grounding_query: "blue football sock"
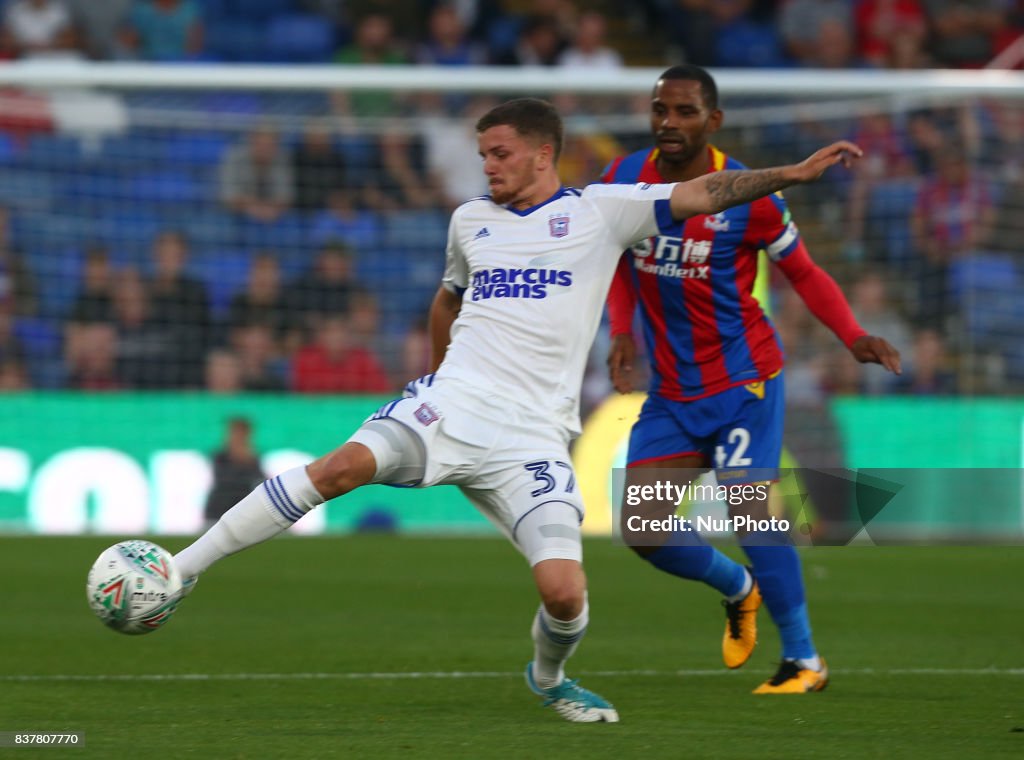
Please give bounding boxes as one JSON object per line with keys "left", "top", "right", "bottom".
{"left": 646, "top": 531, "right": 748, "bottom": 597}
{"left": 741, "top": 532, "right": 815, "bottom": 660}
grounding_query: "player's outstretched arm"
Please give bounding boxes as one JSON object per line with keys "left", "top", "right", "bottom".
{"left": 669, "top": 141, "right": 863, "bottom": 220}
{"left": 428, "top": 285, "right": 463, "bottom": 372}
{"left": 850, "top": 335, "right": 902, "bottom": 374}
{"left": 776, "top": 244, "right": 903, "bottom": 375}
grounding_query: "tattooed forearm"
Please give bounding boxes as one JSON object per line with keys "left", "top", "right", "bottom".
{"left": 703, "top": 168, "right": 795, "bottom": 212}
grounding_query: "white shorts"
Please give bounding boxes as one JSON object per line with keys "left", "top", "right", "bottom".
{"left": 347, "top": 375, "right": 584, "bottom": 566}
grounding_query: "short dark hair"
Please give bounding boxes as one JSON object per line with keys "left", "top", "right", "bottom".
{"left": 655, "top": 65, "right": 719, "bottom": 111}
{"left": 475, "top": 97, "right": 564, "bottom": 162}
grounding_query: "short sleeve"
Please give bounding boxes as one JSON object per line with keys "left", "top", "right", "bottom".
{"left": 441, "top": 210, "right": 468, "bottom": 295}
{"left": 582, "top": 182, "right": 677, "bottom": 249}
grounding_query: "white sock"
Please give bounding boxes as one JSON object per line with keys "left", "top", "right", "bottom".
{"left": 725, "top": 568, "right": 753, "bottom": 603}
{"left": 530, "top": 599, "right": 589, "bottom": 689}
{"left": 796, "top": 655, "right": 822, "bottom": 672}
{"left": 175, "top": 467, "right": 323, "bottom": 578}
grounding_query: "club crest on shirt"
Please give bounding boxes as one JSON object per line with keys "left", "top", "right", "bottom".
{"left": 704, "top": 211, "right": 730, "bottom": 232}
{"left": 548, "top": 213, "right": 570, "bottom": 238}
{"left": 413, "top": 402, "right": 440, "bottom": 426}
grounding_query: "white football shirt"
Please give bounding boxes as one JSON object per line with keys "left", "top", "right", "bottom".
{"left": 438, "top": 182, "right": 677, "bottom": 435}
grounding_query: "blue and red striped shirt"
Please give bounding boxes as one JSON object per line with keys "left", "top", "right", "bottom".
{"left": 603, "top": 146, "right": 806, "bottom": 401}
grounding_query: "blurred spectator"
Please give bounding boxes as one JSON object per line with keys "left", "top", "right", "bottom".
{"left": 853, "top": 110, "right": 915, "bottom": 174}
{"left": 204, "top": 417, "right": 266, "bottom": 523}
{"left": 0, "top": 296, "right": 27, "bottom": 382}
{"left": 662, "top": 0, "right": 746, "bottom": 67}
{"left": 415, "top": 3, "right": 486, "bottom": 65}
{"left": 348, "top": 289, "right": 406, "bottom": 378}
{"left": 65, "top": 246, "right": 114, "bottom": 371}
{"left": 821, "top": 346, "right": 866, "bottom": 396}
{"left": 348, "top": 290, "right": 383, "bottom": 348}
{"left": 558, "top": 130, "right": 624, "bottom": 188}
{"left": 204, "top": 348, "right": 243, "bottom": 393}
{"left": 65, "top": 322, "right": 121, "bottom": 390}
{"left": 334, "top": 12, "right": 405, "bottom": 64}
{"left": 225, "top": 252, "right": 288, "bottom": 337}
{"left": 111, "top": 267, "right": 172, "bottom": 388}
{"left": 981, "top": 100, "right": 1024, "bottom": 186}
{"left": 291, "top": 314, "right": 392, "bottom": 393}
{"left": 364, "top": 129, "right": 445, "bottom": 211}
{"left": 400, "top": 315, "right": 431, "bottom": 381}
{"left": 1, "top": 0, "right": 80, "bottom": 59}
{"left": 345, "top": 0, "right": 419, "bottom": 25}
{"left": 923, "top": 0, "right": 1006, "bottom": 67}
{"left": 230, "top": 323, "right": 287, "bottom": 391}
{"left": 893, "top": 327, "right": 957, "bottom": 393}
{"left": 67, "top": 246, "right": 114, "bottom": 324}
{"left": 0, "top": 207, "right": 37, "bottom": 317}
{"left": 421, "top": 94, "right": 492, "bottom": 207}
{"left": 309, "top": 189, "right": 383, "bottom": 248}
{"left": 529, "top": 0, "right": 578, "bottom": 43}
{"left": 990, "top": 177, "right": 1024, "bottom": 253}
{"left": 911, "top": 141, "right": 995, "bottom": 327}
{"left": 284, "top": 242, "right": 365, "bottom": 347}
{"left": 120, "top": 0, "right": 203, "bottom": 62}
{"left": 906, "top": 109, "right": 946, "bottom": 174}
{"left": 663, "top": 0, "right": 781, "bottom": 68}
{"left": 218, "top": 127, "right": 295, "bottom": 223}
{"left": 332, "top": 14, "right": 407, "bottom": 119}
{"left": 421, "top": 0, "right": 505, "bottom": 45}
{"left": 844, "top": 112, "right": 915, "bottom": 255}
{"left": 849, "top": 272, "right": 913, "bottom": 393}
{"left": 557, "top": 11, "right": 622, "bottom": 69}
{"left": 887, "top": 21, "right": 934, "bottom": 67}
{"left": 772, "top": 286, "right": 837, "bottom": 404}
{"left": 148, "top": 230, "right": 211, "bottom": 387}
{"left": 65, "top": 0, "right": 132, "bottom": 59}
{"left": 293, "top": 119, "right": 348, "bottom": 212}
{"left": 802, "top": 18, "right": 864, "bottom": 68}
{"left": 493, "top": 15, "right": 563, "bottom": 66}
{"left": 0, "top": 356, "right": 28, "bottom": 390}
{"left": 778, "top": 0, "right": 852, "bottom": 63}
{"left": 855, "top": 0, "right": 928, "bottom": 67}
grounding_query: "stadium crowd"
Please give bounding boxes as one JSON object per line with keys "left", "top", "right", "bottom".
{"left": 1, "top": 0, "right": 1022, "bottom": 70}
{"left": 0, "top": 0, "right": 1021, "bottom": 403}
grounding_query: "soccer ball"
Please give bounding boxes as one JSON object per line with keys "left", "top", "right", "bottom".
{"left": 86, "top": 540, "right": 182, "bottom": 635}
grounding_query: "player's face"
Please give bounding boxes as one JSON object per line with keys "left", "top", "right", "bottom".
{"left": 478, "top": 125, "right": 549, "bottom": 208}
{"left": 650, "top": 79, "right": 722, "bottom": 168}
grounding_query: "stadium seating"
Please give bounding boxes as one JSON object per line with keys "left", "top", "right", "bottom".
{"left": 225, "top": 0, "right": 294, "bottom": 21}
{"left": 187, "top": 249, "right": 254, "bottom": 317}
{"left": 950, "top": 254, "right": 1023, "bottom": 381}
{"left": 162, "top": 133, "right": 232, "bottom": 167}
{"left": 866, "top": 178, "right": 920, "bottom": 268}
{"left": 266, "top": 14, "right": 335, "bottom": 63}
{"left": 715, "top": 21, "right": 788, "bottom": 68}
{"left": 205, "top": 20, "right": 269, "bottom": 62}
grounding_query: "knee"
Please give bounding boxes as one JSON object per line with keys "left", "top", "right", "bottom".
{"left": 540, "top": 582, "right": 585, "bottom": 620}
{"left": 306, "top": 443, "right": 375, "bottom": 500}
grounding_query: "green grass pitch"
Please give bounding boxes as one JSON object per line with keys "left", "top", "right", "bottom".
{"left": 1, "top": 536, "right": 1022, "bottom": 759}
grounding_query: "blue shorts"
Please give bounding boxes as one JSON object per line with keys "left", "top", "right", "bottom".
{"left": 627, "top": 372, "right": 784, "bottom": 484}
